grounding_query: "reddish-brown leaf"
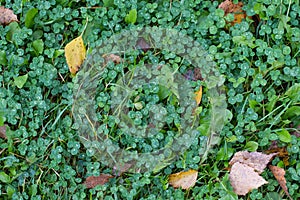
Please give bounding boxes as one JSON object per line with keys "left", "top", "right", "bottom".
{"left": 0, "top": 6, "right": 19, "bottom": 25}
{"left": 83, "top": 174, "right": 114, "bottom": 189}
{"left": 266, "top": 146, "right": 290, "bottom": 166}
{"left": 136, "top": 37, "right": 151, "bottom": 52}
{"left": 169, "top": 169, "right": 198, "bottom": 190}
{"left": 218, "top": 0, "right": 248, "bottom": 25}
{"left": 0, "top": 125, "right": 7, "bottom": 139}
{"left": 269, "top": 165, "right": 292, "bottom": 200}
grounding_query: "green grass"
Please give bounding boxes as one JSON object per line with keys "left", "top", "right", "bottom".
{"left": 0, "top": 0, "right": 299, "bottom": 199}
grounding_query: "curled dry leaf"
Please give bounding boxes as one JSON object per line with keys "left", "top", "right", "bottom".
{"left": 64, "top": 35, "right": 86, "bottom": 74}
{"left": 0, "top": 125, "right": 7, "bottom": 139}
{"left": 229, "top": 151, "right": 278, "bottom": 174}
{"left": 83, "top": 174, "right": 114, "bottom": 189}
{"left": 218, "top": 0, "right": 247, "bottom": 25}
{"left": 230, "top": 162, "right": 268, "bottom": 195}
{"left": 103, "top": 54, "right": 122, "bottom": 64}
{"left": 0, "top": 6, "right": 19, "bottom": 26}
{"left": 266, "top": 146, "right": 290, "bottom": 166}
{"left": 169, "top": 169, "right": 198, "bottom": 190}
{"left": 269, "top": 165, "right": 292, "bottom": 200}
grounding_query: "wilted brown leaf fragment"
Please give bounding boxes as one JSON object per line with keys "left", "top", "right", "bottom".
{"left": 230, "top": 162, "right": 268, "bottom": 195}
{"left": 218, "top": 0, "right": 247, "bottom": 25}
{"left": 0, "top": 125, "right": 7, "bottom": 139}
{"left": 269, "top": 165, "right": 292, "bottom": 199}
{"left": 103, "top": 54, "right": 122, "bottom": 64}
{"left": 84, "top": 174, "right": 113, "bottom": 189}
{"left": 0, "top": 6, "right": 19, "bottom": 25}
{"left": 266, "top": 146, "right": 290, "bottom": 166}
{"left": 169, "top": 169, "right": 198, "bottom": 190}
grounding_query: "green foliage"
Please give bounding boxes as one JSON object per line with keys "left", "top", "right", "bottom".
{"left": 0, "top": 172, "right": 11, "bottom": 183}
{"left": 13, "top": 74, "right": 28, "bottom": 88}
{"left": 244, "top": 141, "right": 259, "bottom": 152}
{"left": 125, "top": 9, "right": 137, "bottom": 24}
{"left": 32, "top": 39, "right": 44, "bottom": 55}
{"left": 276, "top": 129, "right": 292, "bottom": 143}
{"left": 0, "top": 51, "right": 7, "bottom": 66}
{"left": 25, "top": 8, "right": 38, "bottom": 28}
{"left": 0, "top": 0, "right": 299, "bottom": 199}
{"left": 103, "top": 0, "right": 114, "bottom": 7}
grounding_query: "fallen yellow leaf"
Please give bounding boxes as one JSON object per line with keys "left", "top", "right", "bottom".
{"left": 168, "top": 169, "right": 198, "bottom": 190}
{"left": 64, "top": 35, "right": 86, "bottom": 74}
{"left": 195, "top": 86, "right": 203, "bottom": 105}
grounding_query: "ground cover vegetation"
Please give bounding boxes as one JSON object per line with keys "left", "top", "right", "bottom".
{"left": 0, "top": 0, "right": 299, "bottom": 199}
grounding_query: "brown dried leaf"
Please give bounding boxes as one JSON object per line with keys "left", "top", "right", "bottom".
{"left": 218, "top": 0, "right": 233, "bottom": 14}
{"left": 169, "top": 169, "right": 198, "bottom": 190}
{"left": 103, "top": 54, "right": 122, "bottom": 64}
{"left": 218, "top": 0, "right": 247, "bottom": 25}
{"left": 0, "top": 6, "right": 19, "bottom": 25}
{"left": 193, "top": 68, "right": 203, "bottom": 81}
{"left": 113, "top": 162, "right": 133, "bottom": 176}
{"left": 0, "top": 125, "right": 7, "bottom": 139}
{"left": 83, "top": 174, "right": 114, "bottom": 189}
{"left": 229, "top": 151, "right": 278, "bottom": 174}
{"left": 136, "top": 37, "right": 152, "bottom": 52}
{"left": 266, "top": 146, "right": 288, "bottom": 157}
{"left": 229, "top": 162, "right": 268, "bottom": 195}
{"left": 266, "top": 147, "right": 289, "bottom": 166}
{"left": 219, "top": 0, "right": 244, "bottom": 14}
{"left": 269, "top": 165, "right": 292, "bottom": 199}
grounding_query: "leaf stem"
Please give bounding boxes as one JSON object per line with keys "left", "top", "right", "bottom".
{"left": 80, "top": 17, "right": 89, "bottom": 37}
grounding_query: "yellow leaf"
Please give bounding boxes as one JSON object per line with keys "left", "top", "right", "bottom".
{"left": 168, "top": 169, "right": 198, "bottom": 190}
{"left": 194, "top": 86, "right": 203, "bottom": 105}
{"left": 64, "top": 35, "right": 86, "bottom": 74}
